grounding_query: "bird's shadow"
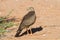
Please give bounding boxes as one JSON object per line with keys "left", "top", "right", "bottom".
{"left": 19, "top": 26, "right": 43, "bottom": 37}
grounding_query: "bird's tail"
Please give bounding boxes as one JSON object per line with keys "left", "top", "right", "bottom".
{"left": 15, "top": 28, "right": 22, "bottom": 37}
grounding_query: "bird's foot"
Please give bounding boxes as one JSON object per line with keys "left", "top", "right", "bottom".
{"left": 30, "top": 33, "right": 33, "bottom": 36}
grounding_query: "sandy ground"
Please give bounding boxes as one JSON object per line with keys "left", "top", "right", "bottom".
{"left": 0, "top": 0, "right": 60, "bottom": 40}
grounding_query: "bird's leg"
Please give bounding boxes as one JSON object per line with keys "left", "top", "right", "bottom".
{"left": 26, "top": 28, "right": 29, "bottom": 34}
{"left": 30, "top": 28, "right": 32, "bottom": 35}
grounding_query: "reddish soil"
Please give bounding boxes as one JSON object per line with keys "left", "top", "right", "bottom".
{"left": 0, "top": 0, "right": 60, "bottom": 40}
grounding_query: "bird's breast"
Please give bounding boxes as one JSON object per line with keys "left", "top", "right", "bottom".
{"left": 23, "top": 15, "right": 36, "bottom": 25}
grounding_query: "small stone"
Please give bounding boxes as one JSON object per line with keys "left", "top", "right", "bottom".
{"left": 42, "top": 34, "right": 46, "bottom": 37}
{"left": 0, "top": 12, "right": 2, "bottom": 15}
{"left": 16, "top": 0, "right": 18, "bottom": 1}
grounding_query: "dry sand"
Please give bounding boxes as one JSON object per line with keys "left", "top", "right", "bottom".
{"left": 0, "top": 0, "right": 60, "bottom": 40}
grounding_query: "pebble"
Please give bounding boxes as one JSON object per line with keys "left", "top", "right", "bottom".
{"left": 0, "top": 12, "right": 2, "bottom": 15}
{"left": 42, "top": 34, "right": 46, "bottom": 37}
{"left": 16, "top": 0, "right": 18, "bottom": 1}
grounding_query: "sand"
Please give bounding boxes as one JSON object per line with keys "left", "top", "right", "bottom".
{"left": 0, "top": 0, "right": 60, "bottom": 40}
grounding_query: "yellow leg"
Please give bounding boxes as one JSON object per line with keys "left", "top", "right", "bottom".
{"left": 26, "top": 28, "right": 29, "bottom": 34}
{"left": 30, "top": 28, "right": 32, "bottom": 35}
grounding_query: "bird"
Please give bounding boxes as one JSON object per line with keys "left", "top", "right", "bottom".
{"left": 15, "top": 7, "right": 36, "bottom": 37}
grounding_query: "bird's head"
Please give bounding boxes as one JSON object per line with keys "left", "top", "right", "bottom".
{"left": 27, "top": 7, "right": 35, "bottom": 11}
